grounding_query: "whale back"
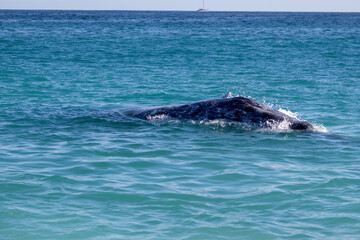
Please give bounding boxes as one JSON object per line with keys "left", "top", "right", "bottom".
{"left": 133, "top": 97, "right": 314, "bottom": 131}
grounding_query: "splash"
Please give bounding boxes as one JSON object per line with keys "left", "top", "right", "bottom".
{"left": 311, "top": 123, "right": 329, "bottom": 133}
{"left": 277, "top": 108, "right": 328, "bottom": 133}
{"left": 278, "top": 108, "right": 299, "bottom": 119}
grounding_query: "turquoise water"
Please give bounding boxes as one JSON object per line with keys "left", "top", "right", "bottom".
{"left": 1, "top": 10, "right": 360, "bottom": 239}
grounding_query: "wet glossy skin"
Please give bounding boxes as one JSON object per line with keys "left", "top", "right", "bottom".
{"left": 133, "top": 97, "right": 314, "bottom": 131}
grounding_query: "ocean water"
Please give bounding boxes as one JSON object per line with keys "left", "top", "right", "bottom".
{"left": 0, "top": 10, "right": 360, "bottom": 239}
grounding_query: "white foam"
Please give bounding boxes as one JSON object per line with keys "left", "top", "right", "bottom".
{"left": 278, "top": 108, "right": 299, "bottom": 119}
{"left": 312, "top": 123, "right": 329, "bottom": 133}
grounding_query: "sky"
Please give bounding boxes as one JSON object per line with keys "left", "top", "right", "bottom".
{"left": 1, "top": 0, "right": 360, "bottom": 12}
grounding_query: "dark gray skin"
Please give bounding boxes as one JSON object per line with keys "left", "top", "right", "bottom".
{"left": 132, "top": 96, "right": 314, "bottom": 131}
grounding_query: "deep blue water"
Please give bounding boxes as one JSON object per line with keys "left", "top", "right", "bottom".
{"left": 0, "top": 10, "right": 360, "bottom": 239}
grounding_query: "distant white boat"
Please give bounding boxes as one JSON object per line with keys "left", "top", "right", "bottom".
{"left": 197, "top": 0, "right": 209, "bottom": 12}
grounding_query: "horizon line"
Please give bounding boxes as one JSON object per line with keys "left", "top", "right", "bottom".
{"left": 1, "top": 8, "right": 360, "bottom": 13}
